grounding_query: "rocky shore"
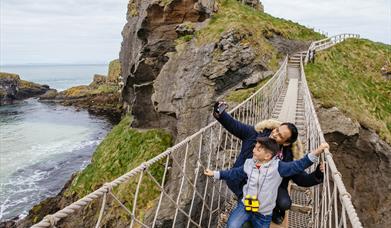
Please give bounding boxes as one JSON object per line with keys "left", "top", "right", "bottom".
{"left": 0, "top": 72, "right": 50, "bottom": 105}
{"left": 39, "top": 59, "right": 123, "bottom": 119}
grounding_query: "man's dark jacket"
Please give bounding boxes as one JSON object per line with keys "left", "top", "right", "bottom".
{"left": 215, "top": 111, "right": 323, "bottom": 198}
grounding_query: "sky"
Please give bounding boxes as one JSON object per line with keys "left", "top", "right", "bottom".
{"left": 0, "top": 0, "right": 390, "bottom": 66}
{"left": 262, "top": 0, "right": 391, "bottom": 44}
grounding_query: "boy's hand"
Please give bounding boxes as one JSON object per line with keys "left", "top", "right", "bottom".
{"left": 314, "top": 142, "right": 329, "bottom": 156}
{"left": 319, "top": 143, "right": 329, "bottom": 151}
{"left": 204, "top": 169, "right": 214, "bottom": 177}
{"left": 319, "top": 162, "right": 325, "bottom": 173}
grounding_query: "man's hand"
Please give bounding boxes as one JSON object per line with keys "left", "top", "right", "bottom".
{"left": 204, "top": 168, "right": 214, "bottom": 177}
{"left": 313, "top": 142, "right": 329, "bottom": 156}
{"left": 213, "top": 101, "right": 227, "bottom": 118}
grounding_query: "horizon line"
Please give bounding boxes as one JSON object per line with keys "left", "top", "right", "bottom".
{"left": 0, "top": 63, "right": 109, "bottom": 67}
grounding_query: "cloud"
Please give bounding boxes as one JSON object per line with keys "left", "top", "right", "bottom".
{"left": 1, "top": 0, "right": 389, "bottom": 65}
{"left": 262, "top": 0, "right": 390, "bottom": 44}
{"left": 1, "top": 0, "right": 128, "bottom": 65}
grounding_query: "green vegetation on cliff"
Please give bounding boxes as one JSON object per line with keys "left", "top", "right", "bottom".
{"left": 305, "top": 39, "right": 391, "bottom": 143}
{"left": 63, "top": 84, "right": 118, "bottom": 97}
{"left": 196, "top": 0, "right": 324, "bottom": 71}
{"left": 67, "top": 116, "right": 172, "bottom": 195}
{"left": 197, "top": 0, "right": 323, "bottom": 44}
{"left": 66, "top": 116, "right": 173, "bottom": 216}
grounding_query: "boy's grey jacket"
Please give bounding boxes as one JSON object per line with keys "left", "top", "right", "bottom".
{"left": 213, "top": 153, "right": 318, "bottom": 215}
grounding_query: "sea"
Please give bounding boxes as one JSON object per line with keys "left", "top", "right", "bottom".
{"left": 0, "top": 64, "right": 114, "bottom": 221}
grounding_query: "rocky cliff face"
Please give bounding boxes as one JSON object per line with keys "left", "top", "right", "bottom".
{"left": 119, "top": 0, "right": 311, "bottom": 225}
{"left": 0, "top": 72, "right": 50, "bottom": 105}
{"left": 120, "top": 0, "right": 214, "bottom": 134}
{"left": 317, "top": 106, "right": 391, "bottom": 228}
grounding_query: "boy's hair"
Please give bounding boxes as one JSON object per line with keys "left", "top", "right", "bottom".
{"left": 256, "top": 137, "right": 280, "bottom": 157}
{"left": 281, "top": 122, "right": 298, "bottom": 144}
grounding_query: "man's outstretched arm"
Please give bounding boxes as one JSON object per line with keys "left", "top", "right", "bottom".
{"left": 213, "top": 102, "right": 257, "bottom": 140}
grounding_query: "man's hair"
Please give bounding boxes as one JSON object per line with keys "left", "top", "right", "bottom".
{"left": 281, "top": 122, "right": 298, "bottom": 144}
{"left": 256, "top": 137, "right": 280, "bottom": 157}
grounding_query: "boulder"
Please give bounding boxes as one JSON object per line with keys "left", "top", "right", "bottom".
{"left": 39, "top": 89, "right": 58, "bottom": 100}
{"left": 107, "top": 59, "right": 121, "bottom": 83}
{"left": 175, "top": 22, "right": 196, "bottom": 36}
{"left": 241, "top": 70, "right": 273, "bottom": 88}
{"left": 89, "top": 74, "right": 107, "bottom": 87}
{"left": 0, "top": 73, "right": 19, "bottom": 105}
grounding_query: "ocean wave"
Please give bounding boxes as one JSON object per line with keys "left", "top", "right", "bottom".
{"left": 0, "top": 138, "right": 106, "bottom": 221}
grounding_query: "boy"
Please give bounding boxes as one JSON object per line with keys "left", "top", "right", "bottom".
{"left": 204, "top": 137, "right": 329, "bottom": 228}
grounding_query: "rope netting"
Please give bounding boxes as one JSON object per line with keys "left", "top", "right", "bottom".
{"left": 32, "top": 34, "right": 362, "bottom": 228}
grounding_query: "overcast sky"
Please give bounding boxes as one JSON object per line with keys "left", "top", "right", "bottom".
{"left": 262, "top": 0, "right": 391, "bottom": 44}
{"left": 1, "top": 0, "right": 390, "bottom": 66}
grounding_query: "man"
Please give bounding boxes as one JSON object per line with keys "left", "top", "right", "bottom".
{"left": 213, "top": 102, "right": 324, "bottom": 224}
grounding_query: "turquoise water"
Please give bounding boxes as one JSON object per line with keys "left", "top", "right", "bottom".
{"left": 0, "top": 65, "right": 114, "bottom": 221}
{"left": 1, "top": 64, "right": 108, "bottom": 91}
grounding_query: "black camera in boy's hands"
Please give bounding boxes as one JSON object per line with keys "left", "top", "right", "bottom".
{"left": 213, "top": 101, "right": 228, "bottom": 115}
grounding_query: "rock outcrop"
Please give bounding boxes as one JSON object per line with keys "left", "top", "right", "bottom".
{"left": 39, "top": 61, "right": 122, "bottom": 119}
{"left": 317, "top": 106, "right": 391, "bottom": 228}
{"left": 107, "top": 59, "right": 121, "bottom": 83}
{"left": 0, "top": 72, "right": 50, "bottom": 105}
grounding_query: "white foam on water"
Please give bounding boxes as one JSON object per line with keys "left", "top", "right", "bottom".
{"left": 0, "top": 99, "right": 111, "bottom": 221}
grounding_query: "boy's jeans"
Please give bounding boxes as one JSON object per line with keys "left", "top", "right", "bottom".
{"left": 227, "top": 202, "right": 272, "bottom": 228}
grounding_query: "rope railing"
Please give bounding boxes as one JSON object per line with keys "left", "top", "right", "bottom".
{"left": 299, "top": 42, "right": 363, "bottom": 227}
{"left": 31, "top": 33, "right": 363, "bottom": 228}
{"left": 31, "top": 58, "right": 288, "bottom": 228}
{"left": 305, "top": 33, "right": 360, "bottom": 63}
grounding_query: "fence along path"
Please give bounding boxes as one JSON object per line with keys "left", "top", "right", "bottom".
{"left": 31, "top": 34, "right": 362, "bottom": 228}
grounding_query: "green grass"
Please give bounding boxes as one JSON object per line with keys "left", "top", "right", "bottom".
{"left": 63, "top": 84, "right": 118, "bottom": 97}
{"left": 194, "top": 0, "right": 324, "bottom": 71}
{"left": 305, "top": 39, "right": 391, "bottom": 143}
{"left": 0, "top": 72, "right": 20, "bottom": 80}
{"left": 66, "top": 115, "right": 172, "bottom": 196}
{"left": 196, "top": 0, "right": 324, "bottom": 44}
{"left": 66, "top": 116, "right": 173, "bottom": 218}
{"left": 176, "top": 34, "right": 194, "bottom": 44}
{"left": 226, "top": 76, "right": 272, "bottom": 102}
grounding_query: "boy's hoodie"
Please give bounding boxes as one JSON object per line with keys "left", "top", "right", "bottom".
{"left": 213, "top": 153, "right": 318, "bottom": 215}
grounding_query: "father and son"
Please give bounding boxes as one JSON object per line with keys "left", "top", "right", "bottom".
{"left": 203, "top": 101, "right": 329, "bottom": 227}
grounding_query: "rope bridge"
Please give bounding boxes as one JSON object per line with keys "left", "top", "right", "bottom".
{"left": 31, "top": 34, "right": 362, "bottom": 228}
